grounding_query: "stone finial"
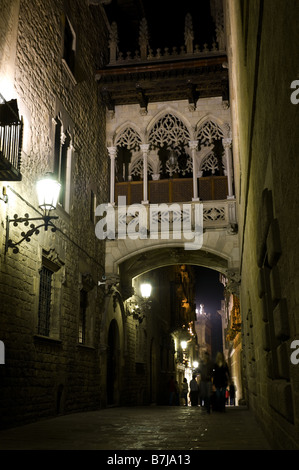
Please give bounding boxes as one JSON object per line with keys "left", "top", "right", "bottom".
{"left": 215, "top": 10, "right": 226, "bottom": 51}
{"left": 184, "top": 13, "right": 194, "bottom": 54}
{"left": 109, "top": 22, "right": 118, "bottom": 64}
{"left": 139, "top": 18, "right": 149, "bottom": 60}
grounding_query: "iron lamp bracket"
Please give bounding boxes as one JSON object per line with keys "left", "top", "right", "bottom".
{"left": 5, "top": 213, "right": 58, "bottom": 253}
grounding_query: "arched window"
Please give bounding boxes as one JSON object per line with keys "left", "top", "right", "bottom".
{"left": 196, "top": 120, "right": 224, "bottom": 145}
{"left": 148, "top": 113, "right": 190, "bottom": 149}
{"left": 148, "top": 113, "right": 192, "bottom": 179}
{"left": 196, "top": 121, "right": 225, "bottom": 176}
{"left": 53, "top": 116, "right": 72, "bottom": 211}
{"left": 115, "top": 127, "right": 142, "bottom": 182}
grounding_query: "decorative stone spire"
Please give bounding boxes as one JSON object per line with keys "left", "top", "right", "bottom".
{"left": 109, "top": 22, "right": 118, "bottom": 64}
{"left": 184, "top": 13, "right": 194, "bottom": 54}
{"left": 139, "top": 18, "right": 149, "bottom": 61}
{"left": 215, "top": 10, "right": 225, "bottom": 51}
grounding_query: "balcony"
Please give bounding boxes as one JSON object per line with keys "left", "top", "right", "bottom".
{"left": 111, "top": 198, "right": 236, "bottom": 239}
{"left": 115, "top": 176, "right": 228, "bottom": 205}
{"left": 0, "top": 99, "right": 23, "bottom": 181}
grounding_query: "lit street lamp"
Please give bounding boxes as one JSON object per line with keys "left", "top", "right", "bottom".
{"left": 181, "top": 340, "right": 188, "bottom": 350}
{"left": 140, "top": 283, "right": 152, "bottom": 298}
{"left": 126, "top": 282, "right": 152, "bottom": 324}
{"left": 6, "top": 173, "right": 61, "bottom": 253}
{"left": 36, "top": 173, "right": 61, "bottom": 214}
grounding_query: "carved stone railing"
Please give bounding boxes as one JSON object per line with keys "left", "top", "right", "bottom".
{"left": 110, "top": 199, "right": 236, "bottom": 240}
{"left": 108, "top": 14, "right": 226, "bottom": 67}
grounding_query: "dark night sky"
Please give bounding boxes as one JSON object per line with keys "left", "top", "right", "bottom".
{"left": 103, "top": 0, "right": 215, "bottom": 54}
{"left": 194, "top": 266, "right": 224, "bottom": 315}
{"left": 194, "top": 266, "right": 224, "bottom": 359}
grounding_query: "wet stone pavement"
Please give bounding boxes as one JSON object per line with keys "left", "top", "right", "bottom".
{"left": 0, "top": 405, "right": 271, "bottom": 452}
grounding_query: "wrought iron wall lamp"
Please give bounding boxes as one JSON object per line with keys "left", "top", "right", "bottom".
{"left": 126, "top": 283, "right": 152, "bottom": 324}
{"left": 5, "top": 173, "right": 61, "bottom": 254}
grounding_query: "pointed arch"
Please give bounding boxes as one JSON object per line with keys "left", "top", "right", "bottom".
{"left": 146, "top": 108, "right": 193, "bottom": 148}
{"left": 195, "top": 115, "right": 230, "bottom": 146}
{"left": 113, "top": 122, "right": 143, "bottom": 150}
{"left": 129, "top": 149, "right": 156, "bottom": 179}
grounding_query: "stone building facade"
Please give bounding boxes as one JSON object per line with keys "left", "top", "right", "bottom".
{"left": 2, "top": 0, "right": 298, "bottom": 451}
{"left": 226, "top": 0, "right": 299, "bottom": 449}
{"left": 0, "top": 0, "right": 109, "bottom": 427}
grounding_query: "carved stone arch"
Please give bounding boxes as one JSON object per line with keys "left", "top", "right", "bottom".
{"left": 146, "top": 107, "right": 193, "bottom": 148}
{"left": 200, "top": 150, "right": 226, "bottom": 175}
{"left": 129, "top": 149, "right": 157, "bottom": 179}
{"left": 195, "top": 116, "right": 230, "bottom": 176}
{"left": 112, "top": 123, "right": 143, "bottom": 182}
{"left": 113, "top": 122, "right": 143, "bottom": 150}
{"left": 195, "top": 115, "right": 230, "bottom": 145}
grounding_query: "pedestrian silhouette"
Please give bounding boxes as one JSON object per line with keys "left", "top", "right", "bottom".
{"left": 181, "top": 377, "right": 188, "bottom": 406}
{"left": 230, "top": 382, "right": 236, "bottom": 406}
{"left": 212, "top": 352, "right": 230, "bottom": 412}
{"left": 189, "top": 374, "right": 199, "bottom": 406}
{"left": 199, "top": 351, "right": 213, "bottom": 413}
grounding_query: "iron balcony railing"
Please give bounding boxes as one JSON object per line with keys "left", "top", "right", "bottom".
{"left": 0, "top": 99, "right": 23, "bottom": 181}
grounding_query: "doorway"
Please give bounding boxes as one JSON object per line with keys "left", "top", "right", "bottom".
{"left": 106, "top": 319, "right": 120, "bottom": 406}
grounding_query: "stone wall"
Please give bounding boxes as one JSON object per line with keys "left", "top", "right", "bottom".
{"left": 226, "top": 0, "right": 299, "bottom": 449}
{"left": 0, "top": 0, "right": 109, "bottom": 427}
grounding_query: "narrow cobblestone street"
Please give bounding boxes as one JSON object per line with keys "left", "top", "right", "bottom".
{"left": 0, "top": 406, "right": 271, "bottom": 451}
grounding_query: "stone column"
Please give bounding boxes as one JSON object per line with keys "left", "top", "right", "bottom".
{"left": 184, "top": 13, "right": 194, "bottom": 54}
{"left": 189, "top": 140, "right": 199, "bottom": 201}
{"left": 139, "top": 18, "right": 149, "bottom": 61}
{"left": 140, "top": 144, "right": 149, "bottom": 204}
{"left": 222, "top": 138, "right": 234, "bottom": 199}
{"left": 109, "top": 22, "right": 118, "bottom": 65}
{"left": 107, "top": 146, "right": 117, "bottom": 205}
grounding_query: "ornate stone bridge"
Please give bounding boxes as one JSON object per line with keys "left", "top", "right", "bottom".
{"left": 102, "top": 198, "right": 239, "bottom": 297}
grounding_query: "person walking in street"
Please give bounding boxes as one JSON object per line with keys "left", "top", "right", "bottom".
{"left": 199, "top": 351, "right": 213, "bottom": 413}
{"left": 230, "top": 382, "right": 236, "bottom": 406}
{"left": 181, "top": 377, "right": 188, "bottom": 406}
{"left": 189, "top": 374, "right": 199, "bottom": 406}
{"left": 212, "top": 352, "right": 230, "bottom": 412}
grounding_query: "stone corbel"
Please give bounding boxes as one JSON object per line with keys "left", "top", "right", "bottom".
{"left": 136, "top": 85, "right": 148, "bottom": 114}
{"left": 101, "top": 88, "right": 115, "bottom": 112}
{"left": 186, "top": 82, "right": 199, "bottom": 110}
{"left": 98, "top": 273, "right": 120, "bottom": 295}
{"left": 225, "top": 270, "right": 241, "bottom": 296}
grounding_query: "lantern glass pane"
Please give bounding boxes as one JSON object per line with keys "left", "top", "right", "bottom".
{"left": 36, "top": 175, "right": 61, "bottom": 211}
{"left": 140, "top": 283, "right": 152, "bottom": 298}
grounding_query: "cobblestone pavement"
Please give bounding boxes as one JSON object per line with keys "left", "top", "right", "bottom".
{"left": 0, "top": 406, "right": 271, "bottom": 451}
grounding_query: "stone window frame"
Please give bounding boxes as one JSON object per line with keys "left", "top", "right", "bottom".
{"left": 36, "top": 251, "right": 65, "bottom": 341}
{"left": 51, "top": 106, "right": 74, "bottom": 214}
{"left": 89, "top": 188, "right": 97, "bottom": 224}
{"left": 78, "top": 272, "right": 96, "bottom": 347}
{"left": 61, "top": 13, "right": 77, "bottom": 85}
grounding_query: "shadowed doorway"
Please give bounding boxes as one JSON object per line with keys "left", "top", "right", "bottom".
{"left": 106, "top": 319, "right": 120, "bottom": 406}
